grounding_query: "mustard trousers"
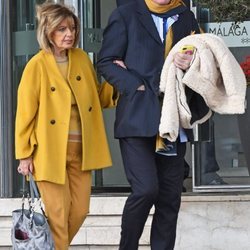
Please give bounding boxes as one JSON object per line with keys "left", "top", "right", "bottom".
{"left": 37, "top": 142, "right": 91, "bottom": 250}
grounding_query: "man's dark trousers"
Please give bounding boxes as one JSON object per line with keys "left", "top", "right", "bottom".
{"left": 119, "top": 136, "right": 186, "bottom": 250}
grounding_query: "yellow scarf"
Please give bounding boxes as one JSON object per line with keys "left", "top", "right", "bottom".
{"left": 145, "top": 0, "right": 185, "bottom": 150}
{"left": 145, "top": 0, "right": 184, "bottom": 14}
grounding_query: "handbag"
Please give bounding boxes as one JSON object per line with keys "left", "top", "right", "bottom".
{"left": 11, "top": 173, "right": 54, "bottom": 250}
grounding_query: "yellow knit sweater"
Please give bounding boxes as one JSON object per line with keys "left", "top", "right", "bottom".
{"left": 57, "top": 60, "right": 82, "bottom": 142}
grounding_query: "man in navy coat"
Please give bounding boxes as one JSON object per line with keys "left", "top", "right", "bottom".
{"left": 97, "top": 0, "right": 208, "bottom": 249}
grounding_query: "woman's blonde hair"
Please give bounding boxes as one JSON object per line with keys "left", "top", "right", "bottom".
{"left": 36, "top": 2, "right": 80, "bottom": 52}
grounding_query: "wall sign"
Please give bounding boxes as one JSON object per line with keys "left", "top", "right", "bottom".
{"left": 204, "top": 21, "right": 250, "bottom": 47}
{"left": 83, "top": 28, "right": 103, "bottom": 53}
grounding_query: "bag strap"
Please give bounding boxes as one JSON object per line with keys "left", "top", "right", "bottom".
{"left": 20, "top": 174, "right": 46, "bottom": 217}
{"left": 27, "top": 173, "right": 47, "bottom": 217}
{"left": 29, "top": 173, "right": 40, "bottom": 202}
{"left": 21, "top": 176, "right": 31, "bottom": 212}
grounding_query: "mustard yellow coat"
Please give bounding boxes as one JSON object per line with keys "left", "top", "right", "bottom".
{"left": 15, "top": 48, "right": 116, "bottom": 184}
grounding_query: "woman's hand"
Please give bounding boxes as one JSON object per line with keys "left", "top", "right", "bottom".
{"left": 113, "top": 60, "right": 145, "bottom": 91}
{"left": 173, "top": 52, "right": 193, "bottom": 71}
{"left": 113, "top": 59, "right": 127, "bottom": 69}
{"left": 17, "top": 157, "right": 33, "bottom": 176}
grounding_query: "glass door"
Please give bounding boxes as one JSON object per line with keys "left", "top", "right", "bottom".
{"left": 192, "top": 2, "right": 250, "bottom": 192}
{"left": 0, "top": 0, "right": 13, "bottom": 197}
{"left": 11, "top": 0, "right": 45, "bottom": 197}
{"left": 80, "top": 0, "right": 129, "bottom": 191}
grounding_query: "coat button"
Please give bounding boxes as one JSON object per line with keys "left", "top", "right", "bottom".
{"left": 88, "top": 107, "right": 92, "bottom": 112}
{"left": 50, "top": 119, "right": 56, "bottom": 125}
{"left": 76, "top": 75, "right": 81, "bottom": 81}
{"left": 51, "top": 87, "right": 56, "bottom": 91}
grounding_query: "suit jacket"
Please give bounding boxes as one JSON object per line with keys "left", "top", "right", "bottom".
{"left": 116, "top": 0, "right": 134, "bottom": 6}
{"left": 15, "top": 48, "right": 114, "bottom": 184}
{"left": 97, "top": 0, "right": 201, "bottom": 139}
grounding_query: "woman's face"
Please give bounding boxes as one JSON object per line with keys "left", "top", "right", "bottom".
{"left": 152, "top": 0, "right": 171, "bottom": 4}
{"left": 51, "top": 17, "right": 76, "bottom": 54}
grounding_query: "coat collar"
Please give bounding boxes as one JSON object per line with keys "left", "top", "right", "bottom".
{"left": 39, "top": 49, "right": 72, "bottom": 88}
{"left": 135, "top": 0, "right": 187, "bottom": 45}
{"left": 136, "top": 0, "right": 163, "bottom": 45}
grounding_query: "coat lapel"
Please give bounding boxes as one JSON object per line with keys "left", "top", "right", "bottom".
{"left": 42, "top": 50, "right": 70, "bottom": 91}
{"left": 136, "top": 0, "right": 162, "bottom": 45}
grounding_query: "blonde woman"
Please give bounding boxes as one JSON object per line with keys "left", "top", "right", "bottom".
{"left": 15, "top": 3, "right": 115, "bottom": 249}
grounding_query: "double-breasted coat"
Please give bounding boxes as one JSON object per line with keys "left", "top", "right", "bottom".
{"left": 15, "top": 48, "right": 115, "bottom": 184}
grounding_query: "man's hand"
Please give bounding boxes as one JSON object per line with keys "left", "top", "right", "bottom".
{"left": 173, "top": 52, "right": 193, "bottom": 71}
{"left": 113, "top": 60, "right": 145, "bottom": 91}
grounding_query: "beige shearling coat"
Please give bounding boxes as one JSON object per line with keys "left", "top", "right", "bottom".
{"left": 15, "top": 48, "right": 116, "bottom": 184}
{"left": 159, "top": 33, "right": 247, "bottom": 142}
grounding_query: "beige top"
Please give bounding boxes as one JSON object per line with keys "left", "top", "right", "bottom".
{"left": 56, "top": 59, "right": 82, "bottom": 142}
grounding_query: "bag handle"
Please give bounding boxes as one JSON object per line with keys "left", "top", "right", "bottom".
{"left": 21, "top": 174, "right": 39, "bottom": 201}
{"left": 29, "top": 173, "right": 40, "bottom": 202}
{"left": 29, "top": 173, "right": 47, "bottom": 217}
{"left": 21, "top": 176, "right": 30, "bottom": 212}
{"left": 21, "top": 174, "right": 46, "bottom": 217}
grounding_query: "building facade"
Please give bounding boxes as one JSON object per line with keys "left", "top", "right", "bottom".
{"left": 1, "top": 1, "right": 250, "bottom": 249}
{"left": 1, "top": 0, "right": 250, "bottom": 198}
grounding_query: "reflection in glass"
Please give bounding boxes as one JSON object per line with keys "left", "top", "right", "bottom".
{"left": 12, "top": 0, "right": 45, "bottom": 197}
{"left": 193, "top": 4, "right": 250, "bottom": 190}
